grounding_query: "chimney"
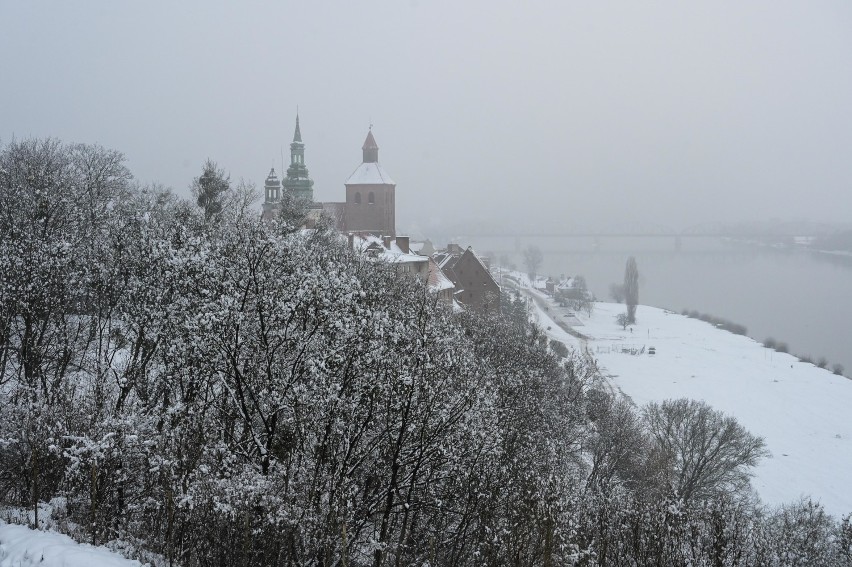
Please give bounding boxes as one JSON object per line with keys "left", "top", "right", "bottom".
{"left": 397, "top": 236, "right": 410, "bottom": 254}
{"left": 382, "top": 235, "right": 392, "bottom": 249}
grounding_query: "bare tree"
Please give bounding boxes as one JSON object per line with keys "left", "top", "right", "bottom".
{"left": 523, "top": 245, "right": 543, "bottom": 281}
{"left": 624, "top": 257, "right": 639, "bottom": 324}
{"left": 566, "top": 275, "right": 594, "bottom": 316}
{"left": 643, "top": 399, "right": 768, "bottom": 501}
{"left": 616, "top": 313, "right": 630, "bottom": 330}
{"left": 222, "top": 178, "right": 260, "bottom": 223}
{"left": 585, "top": 390, "right": 648, "bottom": 487}
{"left": 609, "top": 283, "right": 625, "bottom": 303}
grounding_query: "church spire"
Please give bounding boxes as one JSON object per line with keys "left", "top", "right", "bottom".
{"left": 283, "top": 114, "right": 313, "bottom": 202}
{"left": 362, "top": 128, "right": 379, "bottom": 163}
{"left": 293, "top": 112, "right": 302, "bottom": 143}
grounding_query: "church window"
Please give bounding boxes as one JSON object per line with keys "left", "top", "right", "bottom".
{"left": 355, "top": 192, "right": 361, "bottom": 204}
{"left": 368, "top": 192, "right": 375, "bottom": 205}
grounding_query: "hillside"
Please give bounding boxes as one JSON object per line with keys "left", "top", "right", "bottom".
{"left": 530, "top": 291, "right": 852, "bottom": 518}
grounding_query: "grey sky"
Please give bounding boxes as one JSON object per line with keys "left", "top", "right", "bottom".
{"left": 3, "top": 1, "right": 852, "bottom": 234}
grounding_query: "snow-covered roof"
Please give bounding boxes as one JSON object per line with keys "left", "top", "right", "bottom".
{"left": 345, "top": 162, "right": 396, "bottom": 185}
{"left": 351, "top": 234, "right": 427, "bottom": 264}
{"left": 426, "top": 257, "right": 455, "bottom": 292}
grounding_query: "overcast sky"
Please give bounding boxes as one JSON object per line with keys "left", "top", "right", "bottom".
{"left": 3, "top": 1, "right": 852, "bottom": 234}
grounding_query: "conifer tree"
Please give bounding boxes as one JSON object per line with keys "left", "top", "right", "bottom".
{"left": 192, "top": 158, "right": 230, "bottom": 221}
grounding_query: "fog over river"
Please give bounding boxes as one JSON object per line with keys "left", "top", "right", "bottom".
{"left": 469, "top": 236, "right": 852, "bottom": 378}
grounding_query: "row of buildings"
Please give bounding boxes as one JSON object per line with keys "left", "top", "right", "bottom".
{"left": 261, "top": 117, "right": 500, "bottom": 311}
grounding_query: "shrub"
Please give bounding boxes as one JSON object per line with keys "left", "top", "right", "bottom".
{"left": 799, "top": 355, "right": 813, "bottom": 365}
{"left": 775, "top": 342, "right": 789, "bottom": 354}
{"left": 550, "top": 339, "right": 569, "bottom": 359}
{"left": 833, "top": 364, "right": 845, "bottom": 376}
{"left": 764, "top": 338, "right": 777, "bottom": 349}
{"left": 817, "top": 357, "right": 828, "bottom": 369}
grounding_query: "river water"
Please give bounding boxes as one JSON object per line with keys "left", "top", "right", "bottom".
{"left": 466, "top": 236, "right": 852, "bottom": 376}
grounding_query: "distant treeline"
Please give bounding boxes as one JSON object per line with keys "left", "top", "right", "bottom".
{"left": 681, "top": 310, "right": 748, "bottom": 336}
{"left": 812, "top": 230, "right": 852, "bottom": 253}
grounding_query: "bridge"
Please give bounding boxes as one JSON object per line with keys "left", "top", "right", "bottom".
{"left": 430, "top": 221, "right": 841, "bottom": 251}
{"left": 443, "top": 231, "right": 812, "bottom": 239}
{"left": 428, "top": 224, "right": 840, "bottom": 253}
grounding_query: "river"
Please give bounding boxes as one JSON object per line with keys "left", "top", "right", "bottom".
{"left": 464, "top": 235, "right": 852, "bottom": 377}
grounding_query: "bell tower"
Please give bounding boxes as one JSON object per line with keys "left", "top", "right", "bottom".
{"left": 344, "top": 128, "right": 396, "bottom": 236}
{"left": 282, "top": 113, "right": 314, "bottom": 202}
{"left": 261, "top": 167, "right": 281, "bottom": 220}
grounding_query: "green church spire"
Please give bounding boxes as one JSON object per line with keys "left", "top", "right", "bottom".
{"left": 293, "top": 113, "right": 302, "bottom": 142}
{"left": 283, "top": 113, "right": 314, "bottom": 202}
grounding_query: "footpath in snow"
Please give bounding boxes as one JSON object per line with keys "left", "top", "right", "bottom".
{"left": 526, "top": 289, "right": 852, "bottom": 519}
{"left": 0, "top": 521, "right": 143, "bottom": 567}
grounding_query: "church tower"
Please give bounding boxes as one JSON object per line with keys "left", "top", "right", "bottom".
{"left": 261, "top": 167, "right": 281, "bottom": 220}
{"left": 282, "top": 114, "right": 314, "bottom": 202}
{"left": 344, "top": 129, "right": 396, "bottom": 236}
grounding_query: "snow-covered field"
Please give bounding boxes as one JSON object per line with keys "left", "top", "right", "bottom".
{"left": 0, "top": 521, "right": 142, "bottom": 567}
{"left": 532, "top": 292, "right": 852, "bottom": 518}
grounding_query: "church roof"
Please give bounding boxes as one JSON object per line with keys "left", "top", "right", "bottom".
{"left": 293, "top": 114, "right": 302, "bottom": 142}
{"left": 362, "top": 130, "right": 378, "bottom": 150}
{"left": 345, "top": 162, "right": 396, "bottom": 185}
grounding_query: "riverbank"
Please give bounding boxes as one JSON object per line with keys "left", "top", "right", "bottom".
{"left": 524, "top": 288, "right": 852, "bottom": 518}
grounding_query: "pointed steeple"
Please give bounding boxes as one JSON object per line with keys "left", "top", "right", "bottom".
{"left": 362, "top": 128, "right": 379, "bottom": 163}
{"left": 284, "top": 114, "right": 314, "bottom": 202}
{"left": 293, "top": 113, "right": 302, "bottom": 143}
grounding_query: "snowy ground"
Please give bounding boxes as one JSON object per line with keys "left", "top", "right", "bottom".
{"left": 0, "top": 521, "right": 143, "bottom": 566}
{"left": 528, "top": 289, "right": 852, "bottom": 519}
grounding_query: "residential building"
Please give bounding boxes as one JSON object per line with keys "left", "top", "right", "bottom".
{"left": 434, "top": 246, "right": 500, "bottom": 311}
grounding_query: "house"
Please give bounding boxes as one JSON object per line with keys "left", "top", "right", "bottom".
{"left": 433, "top": 246, "right": 500, "bottom": 312}
{"left": 425, "top": 256, "right": 454, "bottom": 303}
{"left": 349, "top": 233, "right": 427, "bottom": 275}
{"left": 348, "top": 233, "right": 456, "bottom": 304}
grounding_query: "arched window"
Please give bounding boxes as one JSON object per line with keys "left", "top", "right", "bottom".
{"left": 368, "top": 192, "right": 375, "bottom": 205}
{"left": 354, "top": 192, "right": 361, "bottom": 204}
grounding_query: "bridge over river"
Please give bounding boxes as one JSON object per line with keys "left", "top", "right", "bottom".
{"left": 428, "top": 219, "right": 850, "bottom": 252}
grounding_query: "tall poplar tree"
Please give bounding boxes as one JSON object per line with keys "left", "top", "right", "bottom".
{"left": 624, "top": 256, "right": 639, "bottom": 323}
